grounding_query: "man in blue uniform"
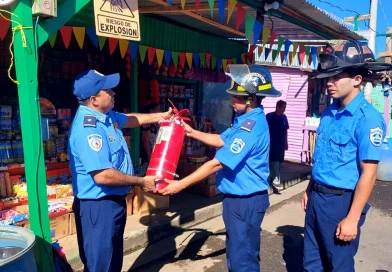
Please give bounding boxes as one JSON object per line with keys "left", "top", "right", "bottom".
{"left": 301, "top": 41, "right": 392, "bottom": 271}
{"left": 68, "top": 70, "right": 172, "bottom": 272}
{"left": 160, "top": 64, "right": 282, "bottom": 272}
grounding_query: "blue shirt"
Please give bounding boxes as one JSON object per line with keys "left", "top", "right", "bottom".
{"left": 215, "top": 106, "right": 270, "bottom": 196}
{"left": 312, "top": 92, "right": 386, "bottom": 190}
{"left": 69, "top": 106, "right": 133, "bottom": 199}
{"left": 266, "top": 112, "right": 289, "bottom": 162}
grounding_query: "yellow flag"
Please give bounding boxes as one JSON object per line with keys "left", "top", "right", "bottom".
{"left": 181, "top": 0, "right": 186, "bottom": 9}
{"left": 156, "top": 49, "right": 164, "bottom": 67}
{"left": 292, "top": 42, "right": 299, "bottom": 56}
{"left": 241, "top": 53, "right": 246, "bottom": 64}
{"left": 186, "top": 53, "right": 193, "bottom": 67}
{"left": 119, "top": 39, "right": 129, "bottom": 59}
{"left": 262, "top": 26, "right": 271, "bottom": 48}
{"left": 258, "top": 46, "right": 264, "bottom": 58}
{"left": 289, "top": 52, "right": 294, "bottom": 65}
{"left": 227, "top": 0, "right": 237, "bottom": 23}
{"left": 317, "top": 46, "right": 323, "bottom": 61}
{"left": 222, "top": 59, "right": 228, "bottom": 71}
{"left": 73, "top": 27, "right": 85, "bottom": 49}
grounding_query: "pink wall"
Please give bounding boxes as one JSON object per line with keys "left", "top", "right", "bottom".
{"left": 262, "top": 67, "right": 309, "bottom": 162}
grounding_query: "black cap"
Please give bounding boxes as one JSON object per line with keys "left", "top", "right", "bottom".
{"left": 315, "top": 40, "right": 392, "bottom": 79}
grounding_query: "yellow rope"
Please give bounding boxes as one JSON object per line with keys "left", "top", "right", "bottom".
{"left": 0, "top": 9, "right": 33, "bottom": 84}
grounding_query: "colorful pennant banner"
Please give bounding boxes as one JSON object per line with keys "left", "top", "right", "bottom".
{"left": 59, "top": 26, "right": 73, "bottom": 49}
{"left": 73, "top": 27, "right": 85, "bottom": 49}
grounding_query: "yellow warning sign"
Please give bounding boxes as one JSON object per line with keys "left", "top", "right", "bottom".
{"left": 94, "top": 0, "right": 140, "bottom": 41}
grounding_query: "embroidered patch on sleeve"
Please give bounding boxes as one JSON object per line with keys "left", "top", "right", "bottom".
{"left": 88, "top": 134, "right": 103, "bottom": 151}
{"left": 369, "top": 127, "right": 383, "bottom": 147}
{"left": 230, "top": 138, "right": 245, "bottom": 154}
{"left": 241, "top": 119, "right": 256, "bottom": 132}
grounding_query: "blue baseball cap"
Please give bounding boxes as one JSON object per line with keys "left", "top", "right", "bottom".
{"left": 73, "top": 70, "right": 120, "bottom": 100}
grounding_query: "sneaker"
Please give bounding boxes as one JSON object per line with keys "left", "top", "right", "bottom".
{"left": 273, "top": 183, "right": 284, "bottom": 189}
{"left": 270, "top": 184, "right": 282, "bottom": 194}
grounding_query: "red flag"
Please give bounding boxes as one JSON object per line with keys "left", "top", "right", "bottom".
{"left": 60, "top": 26, "right": 73, "bottom": 49}
{"left": 235, "top": 3, "right": 246, "bottom": 31}
{"left": 108, "top": 38, "right": 119, "bottom": 55}
{"left": 228, "top": 59, "right": 233, "bottom": 64}
{"left": 280, "top": 51, "right": 285, "bottom": 64}
{"left": 299, "top": 44, "right": 306, "bottom": 65}
{"left": 268, "top": 31, "right": 278, "bottom": 52}
{"left": 0, "top": 16, "right": 10, "bottom": 41}
{"left": 179, "top": 52, "right": 186, "bottom": 68}
{"left": 148, "top": 47, "right": 156, "bottom": 65}
{"left": 206, "top": 53, "right": 212, "bottom": 68}
{"left": 195, "top": 0, "right": 200, "bottom": 13}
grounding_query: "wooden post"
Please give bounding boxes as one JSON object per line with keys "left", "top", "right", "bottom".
{"left": 10, "top": 0, "right": 53, "bottom": 271}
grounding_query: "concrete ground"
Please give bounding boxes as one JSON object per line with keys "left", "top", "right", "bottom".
{"left": 127, "top": 180, "right": 392, "bottom": 272}
{"left": 62, "top": 162, "right": 311, "bottom": 271}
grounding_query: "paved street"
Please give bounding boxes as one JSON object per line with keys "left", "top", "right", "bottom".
{"left": 127, "top": 180, "right": 392, "bottom": 272}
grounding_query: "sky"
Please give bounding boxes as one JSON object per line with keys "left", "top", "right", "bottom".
{"left": 306, "top": 0, "right": 391, "bottom": 56}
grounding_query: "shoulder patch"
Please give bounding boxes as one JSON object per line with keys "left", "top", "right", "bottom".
{"left": 88, "top": 134, "right": 103, "bottom": 151}
{"left": 241, "top": 119, "right": 256, "bottom": 132}
{"left": 369, "top": 127, "right": 383, "bottom": 147}
{"left": 83, "top": 115, "right": 97, "bottom": 127}
{"left": 230, "top": 138, "right": 245, "bottom": 154}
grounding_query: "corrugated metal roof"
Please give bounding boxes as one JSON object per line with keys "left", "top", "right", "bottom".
{"left": 282, "top": 0, "right": 365, "bottom": 40}
{"left": 58, "top": 0, "right": 363, "bottom": 41}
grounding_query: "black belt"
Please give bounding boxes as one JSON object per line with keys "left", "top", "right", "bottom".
{"left": 76, "top": 195, "right": 126, "bottom": 201}
{"left": 224, "top": 190, "right": 268, "bottom": 199}
{"left": 313, "top": 183, "right": 345, "bottom": 195}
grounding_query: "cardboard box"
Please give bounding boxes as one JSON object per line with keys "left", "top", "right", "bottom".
{"left": 69, "top": 212, "right": 76, "bottom": 235}
{"left": 132, "top": 187, "right": 169, "bottom": 215}
{"left": 126, "top": 193, "right": 133, "bottom": 216}
{"left": 25, "top": 213, "right": 70, "bottom": 240}
{"left": 50, "top": 213, "right": 70, "bottom": 240}
{"left": 190, "top": 184, "right": 218, "bottom": 198}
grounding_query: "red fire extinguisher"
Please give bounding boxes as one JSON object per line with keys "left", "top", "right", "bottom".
{"left": 146, "top": 100, "right": 190, "bottom": 191}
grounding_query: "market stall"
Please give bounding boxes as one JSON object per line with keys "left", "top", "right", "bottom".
{"left": 1, "top": 0, "right": 382, "bottom": 270}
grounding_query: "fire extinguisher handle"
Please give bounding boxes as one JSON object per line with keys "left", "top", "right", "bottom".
{"left": 176, "top": 117, "right": 191, "bottom": 121}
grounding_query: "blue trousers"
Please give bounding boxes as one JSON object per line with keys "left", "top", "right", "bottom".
{"left": 304, "top": 189, "right": 369, "bottom": 272}
{"left": 222, "top": 191, "right": 269, "bottom": 272}
{"left": 73, "top": 196, "right": 127, "bottom": 272}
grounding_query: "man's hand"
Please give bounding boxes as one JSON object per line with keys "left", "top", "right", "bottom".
{"left": 301, "top": 191, "right": 309, "bottom": 212}
{"left": 161, "top": 107, "right": 173, "bottom": 120}
{"left": 159, "top": 179, "right": 186, "bottom": 195}
{"left": 336, "top": 217, "right": 358, "bottom": 242}
{"left": 141, "top": 176, "right": 158, "bottom": 193}
{"left": 181, "top": 120, "right": 194, "bottom": 137}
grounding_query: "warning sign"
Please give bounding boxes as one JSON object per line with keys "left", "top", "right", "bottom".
{"left": 94, "top": 0, "right": 140, "bottom": 41}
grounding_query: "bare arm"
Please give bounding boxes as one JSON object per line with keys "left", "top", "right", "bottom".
{"left": 92, "top": 168, "right": 157, "bottom": 192}
{"left": 159, "top": 158, "right": 223, "bottom": 195}
{"left": 123, "top": 108, "right": 172, "bottom": 128}
{"left": 346, "top": 160, "right": 378, "bottom": 221}
{"left": 335, "top": 160, "right": 378, "bottom": 241}
{"left": 92, "top": 168, "right": 143, "bottom": 186}
{"left": 181, "top": 120, "right": 224, "bottom": 148}
{"left": 301, "top": 177, "right": 314, "bottom": 212}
